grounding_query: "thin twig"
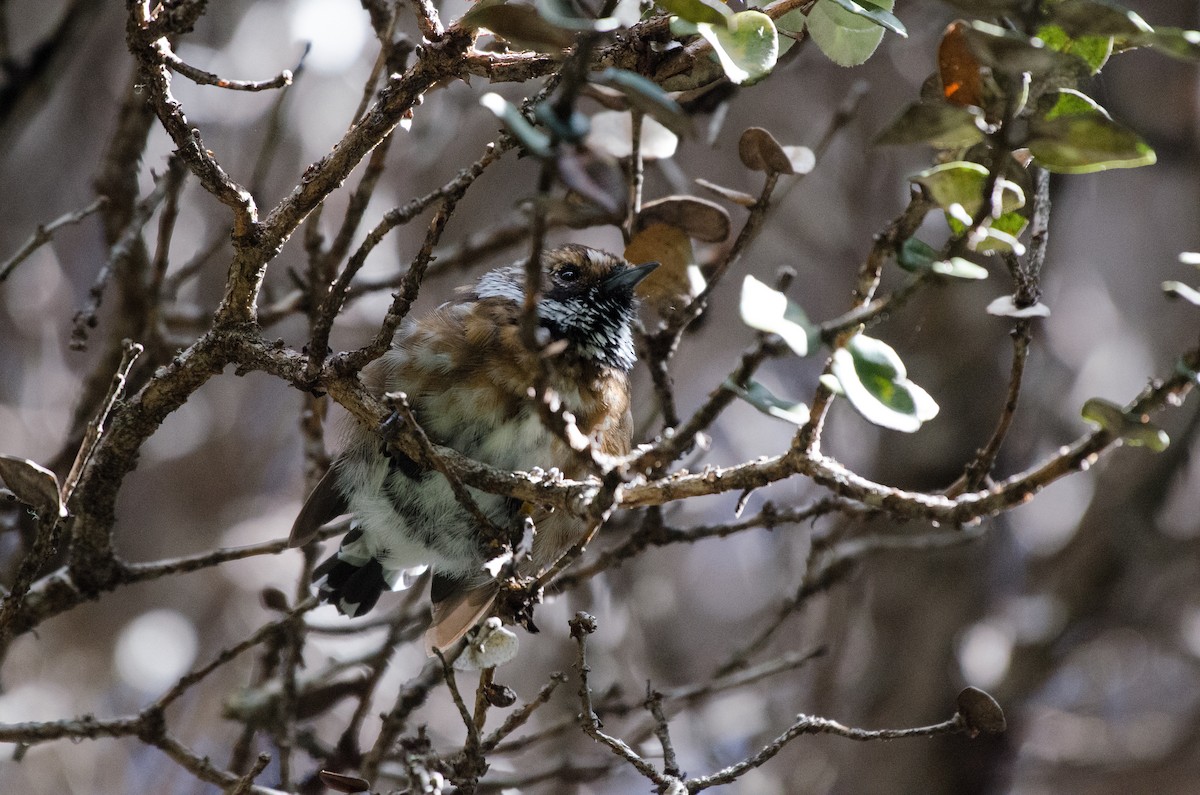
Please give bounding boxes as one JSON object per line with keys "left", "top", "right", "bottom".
{"left": 0, "top": 197, "right": 107, "bottom": 281}
{"left": 161, "top": 43, "right": 298, "bottom": 91}
{"left": 62, "top": 339, "right": 143, "bottom": 503}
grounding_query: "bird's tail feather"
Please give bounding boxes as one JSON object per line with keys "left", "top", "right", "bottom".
{"left": 313, "top": 553, "right": 388, "bottom": 618}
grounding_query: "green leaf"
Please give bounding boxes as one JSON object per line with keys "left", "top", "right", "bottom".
{"left": 592, "top": 68, "right": 693, "bottom": 139}
{"left": 961, "top": 20, "right": 1089, "bottom": 78}
{"left": 911, "top": 161, "right": 1025, "bottom": 216}
{"left": 739, "top": 275, "right": 812, "bottom": 356}
{"left": 831, "top": 335, "right": 939, "bottom": 433}
{"left": 1163, "top": 281, "right": 1200, "bottom": 306}
{"left": 897, "top": 238, "right": 939, "bottom": 272}
{"left": 1027, "top": 113, "right": 1156, "bottom": 173}
{"left": 946, "top": 209, "right": 1029, "bottom": 254}
{"left": 461, "top": 1, "right": 576, "bottom": 51}
{"left": 932, "top": 257, "right": 989, "bottom": 279}
{"left": 823, "top": 0, "right": 906, "bottom": 37}
{"left": 726, "top": 379, "right": 811, "bottom": 425}
{"left": 657, "top": 0, "right": 729, "bottom": 26}
{"left": 1035, "top": 23, "right": 1112, "bottom": 73}
{"left": 480, "top": 93, "right": 553, "bottom": 158}
{"left": 696, "top": 11, "right": 779, "bottom": 85}
{"left": 806, "top": 0, "right": 893, "bottom": 67}
{"left": 873, "top": 101, "right": 987, "bottom": 148}
{"left": 897, "top": 239, "right": 988, "bottom": 279}
{"left": 1042, "top": 88, "right": 1108, "bottom": 120}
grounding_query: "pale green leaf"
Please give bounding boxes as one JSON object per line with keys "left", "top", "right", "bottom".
{"left": 1163, "top": 281, "right": 1200, "bottom": 306}
{"left": 831, "top": 336, "right": 939, "bottom": 432}
{"left": 932, "top": 257, "right": 989, "bottom": 279}
{"left": 696, "top": 11, "right": 779, "bottom": 85}
{"left": 480, "top": 93, "right": 553, "bottom": 157}
{"left": 726, "top": 379, "right": 811, "bottom": 425}
{"left": 911, "top": 161, "right": 1026, "bottom": 216}
{"left": 1027, "top": 113, "right": 1156, "bottom": 174}
{"left": 987, "top": 295, "right": 1050, "bottom": 317}
{"left": 806, "top": 0, "right": 891, "bottom": 67}
{"left": 739, "top": 275, "right": 812, "bottom": 356}
{"left": 873, "top": 101, "right": 987, "bottom": 148}
{"left": 823, "top": 0, "right": 906, "bottom": 37}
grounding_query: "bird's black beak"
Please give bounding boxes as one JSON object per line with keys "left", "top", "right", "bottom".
{"left": 602, "top": 261, "right": 659, "bottom": 294}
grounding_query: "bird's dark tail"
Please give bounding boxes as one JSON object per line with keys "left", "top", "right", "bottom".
{"left": 313, "top": 539, "right": 388, "bottom": 618}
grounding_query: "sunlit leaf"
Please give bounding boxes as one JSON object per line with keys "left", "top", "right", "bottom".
{"left": 726, "top": 379, "right": 811, "bottom": 425}
{"left": 806, "top": 0, "right": 893, "bottom": 67}
{"left": 933, "top": 257, "right": 989, "bottom": 279}
{"left": 911, "top": 161, "right": 1025, "bottom": 216}
{"left": 946, "top": 208, "right": 1029, "bottom": 254}
{"left": 986, "top": 295, "right": 1050, "bottom": 317}
{"left": 1163, "top": 281, "right": 1200, "bottom": 306}
{"left": 782, "top": 145, "right": 816, "bottom": 174}
{"left": 585, "top": 110, "right": 678, "bottom": 160}
{"left": 1027, "top": 113, "right": 1156, "bottom": 174}
{"left": 1035, "top": 23, "right": 1112, "bottom": 74}
{"left": 1041, "top": 88, "right": 1108, "bottom": 120}
{"left": 831, "top": 335, "right": 939, "bottom": 432}
{"left": 697, "top": 11, "right": 779, "bottom": 85}
{"left": 739, "top": 275, "right": 813, "bottom": 356}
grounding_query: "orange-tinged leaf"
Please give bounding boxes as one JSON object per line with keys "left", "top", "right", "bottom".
{"left": 939, "top": 21, "right": 984, "bottom": 108}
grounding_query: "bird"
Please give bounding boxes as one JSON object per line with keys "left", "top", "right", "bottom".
{"left": 289, "top": 245, "right": 657, "bottom": 650}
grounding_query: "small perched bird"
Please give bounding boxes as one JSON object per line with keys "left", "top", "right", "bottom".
{"left": 290, "top": 245, "right": 656, "bottom": 649}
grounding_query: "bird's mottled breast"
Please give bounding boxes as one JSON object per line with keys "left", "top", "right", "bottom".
{"left": 362, "top": 297, "right": 633, "bottom": 472}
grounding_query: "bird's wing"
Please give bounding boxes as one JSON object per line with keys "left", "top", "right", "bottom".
{"left": 425, "top": 574, "right": 501, "bottom": 653}
{"left": 288, "top": 467, "right": 349, "bottom": 547}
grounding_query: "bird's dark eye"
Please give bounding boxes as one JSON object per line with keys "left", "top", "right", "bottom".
{"left": 558, "top": 266, "right": 579, "bottom": 283}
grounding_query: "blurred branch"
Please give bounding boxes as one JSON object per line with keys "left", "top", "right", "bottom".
{"left": 0, "top": 196, "right": 107, "bottom": 282}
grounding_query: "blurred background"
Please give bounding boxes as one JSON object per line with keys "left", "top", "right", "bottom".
{"left": 1, "top": 0, "right": 1199, "bottom": 792}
